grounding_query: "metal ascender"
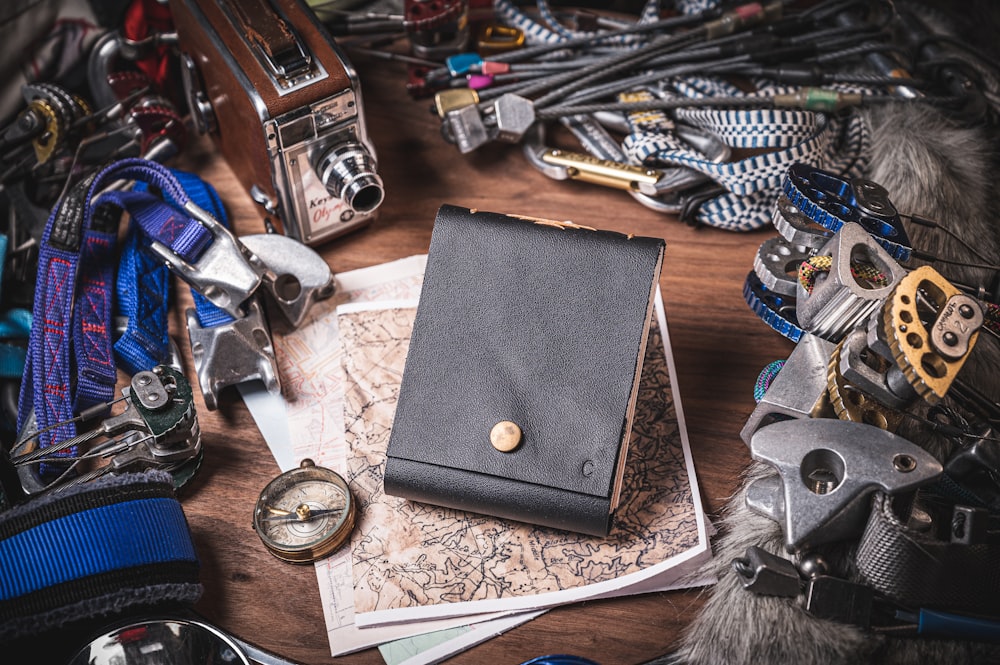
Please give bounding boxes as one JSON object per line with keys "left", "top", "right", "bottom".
{"left": 745, "top": 163, "right": 914, "bottom": 344}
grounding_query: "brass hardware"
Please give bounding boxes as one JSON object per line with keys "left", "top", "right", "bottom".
{"left": 253, "top": 458, "right": 356, "bottom": 564}
{"left": 541, "top": 149, "right": 661, "bottom": 193}
{"left": 477, "top": 24, "right": 525, "bottom": 54}
{"left": 490, "top": 421, "right": 522, "bottom": 452}
{"left": 883, "top": 266, "right": 982, "bottom": 403}
{"left": 827, "top": 336, "right": 902, "bottom": 432}
{"left": 434, "top": 88, "right": 480, "bottom": 118}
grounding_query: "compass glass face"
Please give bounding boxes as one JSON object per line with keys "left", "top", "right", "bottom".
{"left": 253, "top": 463, "right": 354, "bottom": 562}
{"left": 259, "top": 479, "right": 346, "bottom": 546}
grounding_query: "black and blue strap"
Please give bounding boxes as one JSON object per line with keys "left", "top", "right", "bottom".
{"left": 0, "top": 469, "right": 201, "bottom": 642}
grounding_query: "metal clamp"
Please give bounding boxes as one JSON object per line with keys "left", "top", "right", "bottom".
{"left": 186, "top": 296, "right": 280, "bottom": 411}
{"left": 240, "top": 233, "right": 335, "bottom": 328}
{"left": 746, "top": 418, "right": 943, "bottom": 551}
{"left": 148, "top": 200, "right": 264, "bottom": 318}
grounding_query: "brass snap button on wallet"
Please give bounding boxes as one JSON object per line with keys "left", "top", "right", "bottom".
{"left": 490, "top": 421, "right": 522, "bottom": 452}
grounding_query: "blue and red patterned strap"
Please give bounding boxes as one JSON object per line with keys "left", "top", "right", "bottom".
{"left": 18, "top": 176, "right": 101, "bottom": 456}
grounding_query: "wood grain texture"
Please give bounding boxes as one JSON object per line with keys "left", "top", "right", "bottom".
{"left": 171, "top": 51, "right": 794, "bottom": 665}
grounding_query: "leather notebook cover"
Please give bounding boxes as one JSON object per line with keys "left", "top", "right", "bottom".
{"left": 384, "top": 205, "right": 665, "bottom": 536}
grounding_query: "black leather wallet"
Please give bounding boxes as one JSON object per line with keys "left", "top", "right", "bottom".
{"left": 383, "top": 205, "right": 665, "bottom": 536}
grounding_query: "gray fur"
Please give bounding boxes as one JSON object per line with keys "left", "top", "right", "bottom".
{"left": 665, "top": 99, "right": 1000, "bottom": 665}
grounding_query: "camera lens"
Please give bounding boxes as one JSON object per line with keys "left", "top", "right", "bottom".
{"left": 315, "top": 142, "right": 384, "bottom": 214}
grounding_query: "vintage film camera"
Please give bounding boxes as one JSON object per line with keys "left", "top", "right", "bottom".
{"left": 170, "top": 0, "right": 383, "bottom": 245}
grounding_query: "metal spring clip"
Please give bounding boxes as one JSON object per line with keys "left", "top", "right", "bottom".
{"left": 9, "top": 365, "right": 201, "bottom": 498}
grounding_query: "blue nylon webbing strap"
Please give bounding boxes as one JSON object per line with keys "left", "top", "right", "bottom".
{"left": 115, "top": 169, "right": 233, "bottom": 373}
{"left": 0, "top": 496, "right": 197, "bottom": 600}
{"left": 114, "top": 169, "right": 234, "bottom": 374}
{"left": 16, "top": 159, "right": 220, "bottom": 461}
{"left": 114, "top": 228, "right": 170, "bottom": 375}
{"left": 132, "top": 170, "right": 235, "bottom": 328}
{"left": 85, "top": 159, "right": 191, "bottom": 211}
{"left": 97, "top": 191, "right": 212, "bottom": 263}
{"left": 0, "top": 470, "right": 203, "bottom": 644}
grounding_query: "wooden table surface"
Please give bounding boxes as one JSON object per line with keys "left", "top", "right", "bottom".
{"left": 173, "top": 49, "right": 797, "bottom": 665}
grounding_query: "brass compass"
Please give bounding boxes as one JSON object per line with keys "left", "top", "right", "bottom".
{"left": 252, "top": 459, "right": 356, "bottom": 563}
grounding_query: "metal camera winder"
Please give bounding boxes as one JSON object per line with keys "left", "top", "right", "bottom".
{"left": 170, "top": 0, "right": 385, "bottom": 245}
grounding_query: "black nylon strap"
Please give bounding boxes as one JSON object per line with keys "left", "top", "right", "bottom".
{"left": 854, "top": 493, "right": 1000, "bottom": 615}
{"left": 0, "top": 474, "right": 175, "bottom": 540}
{"left": 0, "top": 562, "right": 201, "bottom": 627}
